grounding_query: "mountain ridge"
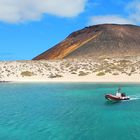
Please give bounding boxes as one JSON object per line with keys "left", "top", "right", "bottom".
{"left": 33, "top": 24, "right": 140, "bottom": 60}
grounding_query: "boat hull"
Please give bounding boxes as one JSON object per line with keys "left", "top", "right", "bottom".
{"left": 105, "top": 94, "right": 130, "bottom": 101}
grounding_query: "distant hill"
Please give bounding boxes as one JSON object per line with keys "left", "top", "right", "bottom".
{"left": 33, "top": 24, "right": 140, "bottom": 60}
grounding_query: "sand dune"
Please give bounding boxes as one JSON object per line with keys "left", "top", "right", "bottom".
{"left": 0, "top": 57, "right": 140, "bottom": 82}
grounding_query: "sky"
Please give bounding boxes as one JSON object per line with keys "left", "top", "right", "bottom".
{"left": 0, "top": 0, "right": 140, "bottom": 60}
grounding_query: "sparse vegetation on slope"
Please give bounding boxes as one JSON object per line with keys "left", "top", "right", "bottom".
{"left": 0, "top": 57, "right": 140, "bottom": 81}
{"left": 21, "top": 71, "right": 34, "bottom": 77}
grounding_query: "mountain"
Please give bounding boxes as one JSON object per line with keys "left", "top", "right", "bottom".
{"left": 33, "top": 24, "right": 140, "bottom": 60}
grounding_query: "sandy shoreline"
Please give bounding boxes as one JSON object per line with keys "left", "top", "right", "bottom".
{"left": 1, "top": 74, "right": 140, "bottom": 83}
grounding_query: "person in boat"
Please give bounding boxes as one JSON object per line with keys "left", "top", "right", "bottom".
{"left": 116, "top": 87, "right": 122, "bottom": 97}
{"left": 116, "top": 87, "right": 126, "bottom": 98}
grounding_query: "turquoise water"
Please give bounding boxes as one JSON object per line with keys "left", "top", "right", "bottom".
{"left": 0, "top": 83, "right": 140, "bottom": 140}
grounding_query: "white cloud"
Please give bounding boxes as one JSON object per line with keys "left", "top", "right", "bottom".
{"left": 126, "top": 0, "right": 140, "bottom": 23}
{"left": 89, "top": 0, "right": 140, "bottom": 25}
{"left": 0, "top": 0, "right": 87, "bottom": 23}
{"left": 89, "top": 15, "right": 134, "bottom": 25}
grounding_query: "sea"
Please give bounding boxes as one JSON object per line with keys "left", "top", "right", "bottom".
{"left": 0, "top": 83, "right": 140, "bottom": 140}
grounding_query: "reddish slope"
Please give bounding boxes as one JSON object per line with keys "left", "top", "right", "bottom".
{"left": 33, "top": 24, "right": 140, "bottom": 60}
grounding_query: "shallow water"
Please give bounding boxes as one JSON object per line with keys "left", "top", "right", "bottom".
{"left": 0, "top": 83, "right": 140, "bottom": 140}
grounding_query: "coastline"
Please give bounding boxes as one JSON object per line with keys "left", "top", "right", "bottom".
{"left": 1, "top": 74, "right": 140, "bottom": 83}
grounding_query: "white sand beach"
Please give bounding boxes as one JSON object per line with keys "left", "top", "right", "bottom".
{"left": 0, "top": 57, "right": 140, "bottom": 83}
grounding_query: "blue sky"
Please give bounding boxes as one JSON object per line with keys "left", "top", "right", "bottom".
{"left": 0, "top": 0, "right": 139, "bottom": 60}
